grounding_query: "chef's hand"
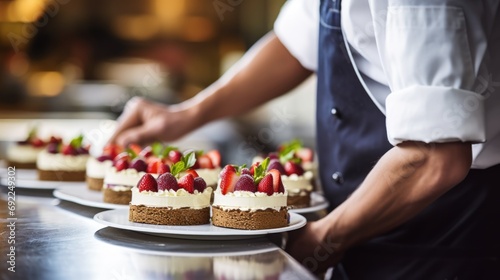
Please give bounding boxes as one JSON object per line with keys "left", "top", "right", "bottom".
{"left": 285, "top": 220, "right": 344, "bottom": 274}
{"left": 108, "top": 97, "right": 199, "bottom": 147}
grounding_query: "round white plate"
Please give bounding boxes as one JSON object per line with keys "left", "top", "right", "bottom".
{"left": 54, "top": 186, "right": 128, "bottom": 210}
{"left": 289, "top": 192, "right": 329, "bottom": 214}
{"left": 0, "top": 177, "right": 85, "bottom": 189}
{"left": 94, "top": 209, "right": 307, "bottom": 240}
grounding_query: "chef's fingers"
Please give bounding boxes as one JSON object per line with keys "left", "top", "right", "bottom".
{"left": 108, "top": 97, "right": 147, "bottom": 144}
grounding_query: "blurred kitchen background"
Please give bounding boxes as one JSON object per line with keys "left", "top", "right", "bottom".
{"left": 0, "top": 0, "right": 316, "bottom": 164}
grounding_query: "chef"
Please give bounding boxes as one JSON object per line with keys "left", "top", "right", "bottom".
{"left": 110, "top": 0, "right": 500, "bottom": 278}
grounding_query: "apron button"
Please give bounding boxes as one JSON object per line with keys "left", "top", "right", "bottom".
{"left": 331, "top": 108, "right": 341, "bottom": 118}
{"left": 332, "top": 172, "right": 344, "bottom": 184}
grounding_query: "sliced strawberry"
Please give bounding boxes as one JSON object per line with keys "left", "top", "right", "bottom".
{"left": 197, "top": 155, "right": 214, "bottom": 169}
{"left": 31, "top": 138, "right": 45, "bottom": 147}
{"left": 104, "top": 144, "right": 122, "bottom": 158}
{"left": 185, "top": 169, "right": 199, "bottom": 178}
{"left": 178, "top": 174, "right": 195, "bottom": 193}
{"left": 115, "top": 159, "right": 129, "bottom": 171}
{"left": 128, "top": 143, "right": 142, "bottom": 155}
{"left": 114, "top": 152, "right": 130, "bottom": 163}
{"left": 62, "top": 144, "right": 78, "bottom": 156}
{"left": 257, "top": 174, "right": 274, "bottom": 195}
{"left": 194, "top": 177, "right": 207, "bottom": 192}
{"left": 267, "top": 169, "right": 284, "bottom": 193}
{"left": 168, "top": 150, "right": 183, "bottom": 164}
{"left": 206, "top": 150, "right": 221, "bottom": 167}
{"left": 296, "top": 147, "right": 314, "bottom": 163}
{"left": 284, "top": 161, "right": 304, "bottom": 176}
{"left": 147, "top": 159, "right": 168, "bottom": 174}
{"left": 267, "top": 159, "right": 286, "bottom": 174}
{"left": 249, "top": 162, "right": 260, "bottom": 176}
{"left": 234, "top": 174, "right": 256, "bottom": 192}
{"left": 267, "top": 152, "right": 279, "bottom": 160}
{"left": 139, "top": 146, "right": 153, "bottom": 158}
{"left": 157, "top": 163, "right": 170, "bottom": 174}
{"left": 157, "top": 173, "right": 178, "bottom": 191}
{"left": 219, "top": 165, "right": 239, "bottom": 194}
{"left": 137, "top": 174, "right": 158, "bottom": 192}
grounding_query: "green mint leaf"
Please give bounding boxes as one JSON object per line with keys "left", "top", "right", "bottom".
{"left": 195, "top": 150, "right": 204, "bottom": 158}
{"left": 183, "top": 152, "right": 196, "bottom": 169}
{"left": 70, "top": 134, "right": 84, "bottom": 148}
{"left": 253, "top": 157, "right": 270, "bottom": 183}
{"left": 126, "top": 147, "right": 137, "bottom": 159}
{"left": 279, "top": 149, "right": 296, "bottom": 163}
{"left": 152, "top": 142, "right": 164, "bottom": 157}
{"left": 171, "top": 161, "right": 185, "bottom": 177}
{"left": 27, "top": 126, "right": 37, "bottom": 140}
{"left": 236, "top": 164, "right": 247, "bottom": 175}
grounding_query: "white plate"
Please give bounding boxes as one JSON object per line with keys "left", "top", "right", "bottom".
{"left": 289, "top": 192, "right": 329, "bottom": 214}
{"left": 0, "top": 177, "right": 85, "bottom": 189}
{"left": 54, "top": 186, "right": 128, "bottom": 210}
{"left": 94, "top": 209, "right": 307, "bottom": 240}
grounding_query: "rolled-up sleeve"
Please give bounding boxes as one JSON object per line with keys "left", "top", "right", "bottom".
{"left": 381, "top": 3, "right": 497, "bottom": 145}
{"left": 274, "top": 0, "right": 319, "bottom": 71}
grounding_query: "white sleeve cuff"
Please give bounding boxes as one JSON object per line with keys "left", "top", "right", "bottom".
{"left": 385, "top": 86, "right": 486, "bottom": 145}
{"left": 274, "top": 0, "right": 319, "bottom": 71}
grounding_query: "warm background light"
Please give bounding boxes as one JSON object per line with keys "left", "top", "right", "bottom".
{"left": 28, "top": 71, "right": 65, "bottom": 97}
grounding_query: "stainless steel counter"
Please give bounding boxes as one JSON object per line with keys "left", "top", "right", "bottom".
{"left": 0, "top": 188, "right": 318, "bottom": 280}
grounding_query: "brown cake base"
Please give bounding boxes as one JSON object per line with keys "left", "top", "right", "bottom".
{"left": 37, "top": 169, "right": 86, "bottom": 182}
{"left": 86, "top": 176, "right": 104, "bottom": 191}
{"left": 287, "top": 193, "right": 311, "bottom": 209}
{"left": 103, "top": 188, "right": 132, "bottom": 205}
{"left": 212, "top": 206, "right": 288, "bottom": 230}
{"left": 129, "top": 205, "right": 210, "bottom": 225}
{"left": 5, "top": 161, "right": 36, "bottom": 169}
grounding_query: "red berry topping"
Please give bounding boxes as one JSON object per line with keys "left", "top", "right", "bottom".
{"left": 296, "top": 147, "right": 314, "bottom": 162}
{"left": 62, "top": 144, "right": 78, "bottom": 156}
{"left": 114, "top": 159, "right": 129, "bottom": 171}
{"left": 114, "top": 152, "right": 130, "bottom": 163}
{"left": 157, "top": 163, "right": 170, "bottom": 174}
{"left": 194, "top": 177, "right": 207, "bottom": 192}
{"left": 185, "top": 169, "right": 199, "bottom": 178}
{"left": 284, "top": 161, "right": 304, "bottom": 176}
{"left": 103, "top": 144, "right": 122, "bottom": 158}
{"left": 249, "top": 162, "right": 259, "bottom": 175}
{"left": 257, "top": 173, "right": 274, "bottom": 195}
{"left": 206, "top": 150, "right": 221, "bottom": 167}
{"left": 31, "top": 138, "right": 45, "bottom": 147}
{"left": 146, "top": 159, "right": 169, "bottom": 174}
{"left": 178, "top": 174, "right": 195, "bottom": 194}
{"left": 240, "top": 168, "right": 251, "bottom": 176}
{"left": 131, "top": 158, "right": 147, "bottom": 172}
{"left": 49, "top": 136, "right": 62, "bottom": 144}
{"left": 197, "top": 155, "right": 214, "bottom": 169}
{"left": 168, "top": 150, "right": 182, "bottom": 164}
{"left": 157, "top": 173, "right": 179, "bottom": 191}
{"left": 97, "top": 155, "right": 113, "bottom": 162}
{"left": 138, "top": 174, "right": 158, "bottom": 192}
{"left": 268, "top": 152, "right": 279, "bottom": 160}
{"left": 77, "top": 147, "right": 89, "bottom": 155}
{"left": 268, "top": 169, "right": 285, "bottom": 193}
{"left": 47, "top": 143, "right": 59, "bottom": 154}
{"left": 219, "top": 165, "right": 239, "bottom": 195}
{"left": 234, "top": 174, "right": 256, "bottom": 192}
{"left": 139, "top": 146, "right": 153, "bottom": 158}
{"left": 267, "top": 159, "right": 286, "bottom": 175}
{"left": 128, "top": 143, "right": 142, "bottom": 155}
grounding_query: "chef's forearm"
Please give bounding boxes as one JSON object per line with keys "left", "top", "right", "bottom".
{"left": 320, "top": 141, "right": 472, "bottom": 252}
{"left": 176, "top": 32, "right": 312, "bottom": 127}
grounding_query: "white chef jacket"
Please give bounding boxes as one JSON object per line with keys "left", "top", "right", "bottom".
{"left": 274, "top": 0, "right": 500, "bottom": 169}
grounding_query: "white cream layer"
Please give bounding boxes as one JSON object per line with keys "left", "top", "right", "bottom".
{"left": 212, "top": 189, "right": 287, "bottom": 211}
{"left": 282, "top": 171, "right": 314, "bottom": 194}
{"left": 103, "top": 167, "right": 148, "bottom": 187}
{"left": 130, "top": 187, "right": 212, "bottom": 209}
{"left": 86, "top": 157, "right": 113, "bottom": 178}
{"left": 7, "top": 145, "right": 44, "bottom": 163}
{"left": 194, "top": 167, "right": 221, "bottom": 186}
{"left": 36, "top": 150, "right": 89, "bottom": 171}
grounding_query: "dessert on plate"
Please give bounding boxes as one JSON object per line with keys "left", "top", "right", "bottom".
{"left": 36, "top": 135, "right": 90, "bottom": 181}
{"left": 253, "top": 139, "right": 315, "bottom": 208}
{"left": 102, "top": 144, "right": 165, "bottom": 204}
{"left": 212, "top": 158, "right": 288, "bottom": 230}
{"left": 129, "top": 152, "right": 212, "bottom": 225}
{"left": 6, "top": 128, "right": 60, "bottom": 169}
{"left": 190, "top": 149, "right": 222, "bottom": 188}
{"left": 86, "top": 143, "right": 122, "bottom": 191}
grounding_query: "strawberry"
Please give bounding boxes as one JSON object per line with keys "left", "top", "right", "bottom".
{"left": 139, "top": 146, "right": 153, "bottom": 158}
{"left": 31, "top": 138, "right": 45, "bottom": 147}
{"left": 147, "top": 159, "right": 168, "bottom": 174}
{"left": 296, "top": 147, "right": 314, "bottom": 162}
{"left": 128, "top": 144, "right": 142, "bottom": 155}
{"left": 257, "top": 173, "right": 274, "bottom": 195}
{"left": 115, "top": 159, "right": 129, "bottom": 171}
{"left": 168, "top": 150, "right": 183, "bottom": 163}
{"left": 219, "top": 165, "right": 239, "bottom": 194}
{"left": 131, "top": 158, "right": 147, "bottom": 172}
{"left": 157, "top": 163, "right": 170, "bottom": 174}
{"left": 97, "top": 155, "right": 113, "bottom": 162}
{"left": 249, "top": 162, "right": 259, "bottom": 175}
{"left": 178, "top": 174, "right": 195, "bottom": 193}
{"left": 49, "top": 136, "right": 62, "bottom": 144}
{"left": 268, "top": 169, "right": 285, "bottom": 193}
{"left": 194, "top": 177, "right": 207, "bottom": 192}
{"left": 197, "top": 155, "right": 214, "bottom": 169}
{"left": 103, "top": 144, "right": 122, "bottom": 158}
{"left": 47, "top": 142, "right": 59, "bottom": 154}
{"left": 157, "top": 173, "right": 178, "bottom": 191}
{"left": 240, "top": 168, "right": 251, "bottom": 176}
{"left": 206, "top": 150, "right": 221, "bottom": 167}
{"left": 267, "top": 152, "right": 279, "bottom": 160}
{"left": 114, "top": 152, "right": 130, "bottom": 163}
{"left": 62, "top": 144, "right": 78, "bottom": 156}
{"left": 185, "top": 169, "right": 199, "bottom": 178}
{"left": 234, "top": 174, "right": 256, "bottom": 192}
{"left": 284, "top": 161, "right": 304, "bottom": 176}
{"left": 267, "top": 159, "right": 286, "bottom": 175}
{"left": 137, "top": 174, "right": 158, "bottom": 192}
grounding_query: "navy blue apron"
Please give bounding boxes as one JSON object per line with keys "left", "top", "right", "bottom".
{"left": 316, "top": 0, "right": 500, "bottom": 279}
